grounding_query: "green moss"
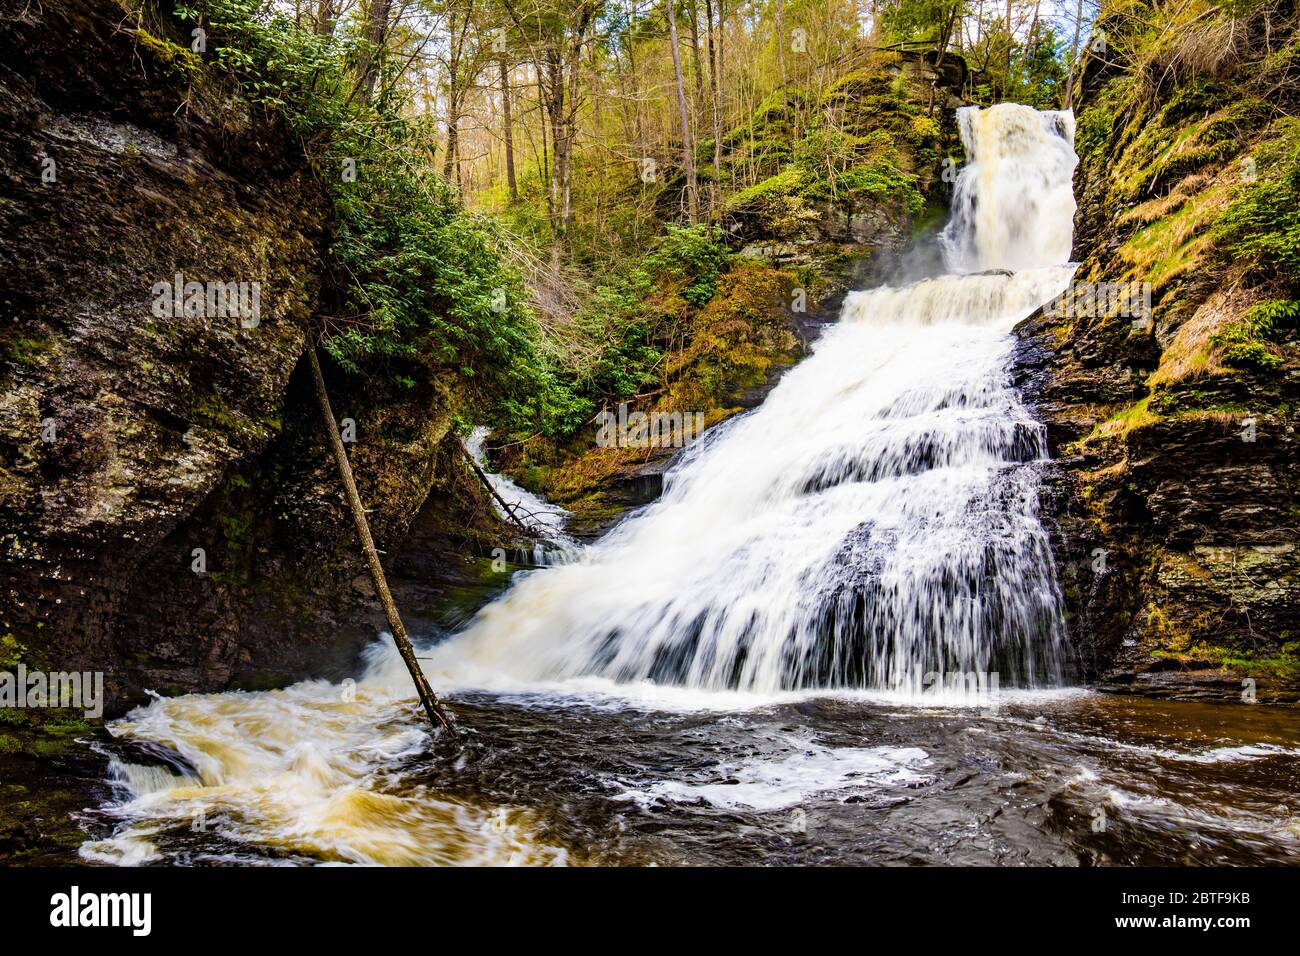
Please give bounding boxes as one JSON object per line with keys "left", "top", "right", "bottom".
{"left": 1117, "top": 181, "right": 1223, "bottom": 289}
{"left": 126, "top": 25, "right": 206, "bottom": 82}
{"left": 0, "top": 710, "right": 96, "bottom": 757}
{"left": 189, "top": 393, "right": 265, "bottom": 444}
{"left": 725, "top": 168, "right": 808, "bottom": 212}
{"left": 0, "top": 329, "right": 55, "bottom": 369}
{"left": 1074, "top": 79, "right": 1122, "bottom": 161}
{"left": 1087, "top": 396, "right": 1159, "bottom": 442}
{"left": 910, "top": 115, "right": 940, "bottom": 142}
{"left": 561, "top": 491, "right": 628, "bottom": 527}
{"left": 0, "top": 634, "right": 25, "bottom": 669}
{"left": 1160, "top": 643, "right": 1300, "bottom": 680}
{"left": 836, "top": 160, "right": 924, "bottom": 215}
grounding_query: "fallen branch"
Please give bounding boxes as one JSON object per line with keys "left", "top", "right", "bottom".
{"left": 306, "top": 345, "right": 456, "bottom": 737}
{"left": 461, "top": 443, "right": 532, "bottom": 533}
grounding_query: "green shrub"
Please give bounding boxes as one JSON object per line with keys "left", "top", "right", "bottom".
{"left": 1220, "top": 340, "right": 1282, "bottom": 370}
{"left": 1243, "top": 299, "right": 1300, "bottom": 340}
{"left": 645, "top": 224, "right": 729, "bottom": 307}
{"left": 1211, "top": 317, "right": 1285, "bottom": 371}
{"left": 1215, "top": 118, "right": 1300, "bottom": 290}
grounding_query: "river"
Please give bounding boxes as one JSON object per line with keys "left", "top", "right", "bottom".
{"left": 77, "top": 103, "right": 1300, "bottom": 867}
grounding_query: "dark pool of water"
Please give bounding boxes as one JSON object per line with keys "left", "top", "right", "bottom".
{"left": 403, "top": 691, "right": 1300, "bottom": 866}
{"left": 52, "top": 686, "right": 1300, "bottom": 866}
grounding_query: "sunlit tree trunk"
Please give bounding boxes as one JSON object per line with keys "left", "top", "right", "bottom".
{"left": 356, "top": 0, "right": 392, "bottom": 105}
{"left": 705, "top": 0, "right": 723, "bottom": 220}
{"left": 666, "top": 0, "right": 699, "bottom": 222}
{"left": 499, "top": 53, "right": 518, "bottom": 202}
{"left": 775, "top": 0, "right": 787, "bottom": 105}
{"left": 688, "top": 0, "right": 705, "bottom": 107}
{"left": 444, "top": 83, "right": 461, "bottom": 189}
{"left": 313, "top": 0, "right": 338, "bottom": 36}
{"left": 626, "top": 0, "right": 645, "bottom": 156}
{"left": 1006, "top": 0, "right": 1014, "bottom": 97}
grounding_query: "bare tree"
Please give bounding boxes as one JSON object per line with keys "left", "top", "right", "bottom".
{"left": 502, "top": 0, "right": 599, "bottom": 250}
{"left": 499, "top": 49, "right": 519, "bottom": 201}
{"left": 665, "top": 0, "right": 699, "bottom": 222}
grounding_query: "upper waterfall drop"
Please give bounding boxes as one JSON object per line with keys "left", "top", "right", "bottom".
{"left": 388, "top": 103, "right": 1080, "bottom": 699}
{"left": 941, "top": 103, "right": 1078, "bottom": 273}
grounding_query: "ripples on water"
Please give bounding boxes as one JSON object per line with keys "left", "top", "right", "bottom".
{"left": 82, "top": 687, "right": 1300, "bottom": 866}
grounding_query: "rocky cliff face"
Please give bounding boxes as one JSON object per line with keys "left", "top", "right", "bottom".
{"left": 1016, "top": 1, "right": 1299, "bottom": 702}
{"left": 0, "top": 0, "right": 510, "bottom": 712}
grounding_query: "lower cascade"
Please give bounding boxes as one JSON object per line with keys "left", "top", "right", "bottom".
{"left": 406, "top": 102, "right": 1081, "bottom": 696}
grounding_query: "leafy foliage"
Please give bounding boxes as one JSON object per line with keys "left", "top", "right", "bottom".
{"left": 644, "top": 225, "right": 729, "bottom": 306}
{"left": 1209, "top": 298, "right": 1298, "bottom": 372}
{"left": 1014, "top": 24, "right": 1068, "bottom": 109}
{"left": 175, "top": 0, "right": 556, "bottom": 432}
{"left": 1215, "top": 118, "right": 1300, "bottom": 291}
{"left": 1242, "top": 299, "right": 1300, "bottom": 339}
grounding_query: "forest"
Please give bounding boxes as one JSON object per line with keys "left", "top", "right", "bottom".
{"left": 167, "top": 0, "right": 1090, "bottom": 439}
{"left": 1, "top": 0, "right": 1298, "bottom": 880}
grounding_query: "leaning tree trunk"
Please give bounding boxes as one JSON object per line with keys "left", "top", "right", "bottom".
{"left": 306, "top": 346, "right": 456, "bottom": 736}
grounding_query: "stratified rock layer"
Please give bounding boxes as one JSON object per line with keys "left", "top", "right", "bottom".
{"left": 1015, "top": 2, "right": 1299, "bottom": 702}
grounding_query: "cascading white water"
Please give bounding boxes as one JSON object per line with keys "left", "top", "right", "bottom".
{"left": 465, "top": 427, "right": 579, "bottom": 564}
{"left": 399, "top": 103, "right": 1081, "bottom": 697}
{"left": 942, "top": 105, "right": 1078, "bottom": 272}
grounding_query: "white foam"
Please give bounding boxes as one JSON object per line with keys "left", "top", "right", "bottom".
{"left": 613, "top": 734, "right": 931, "bottom": 811}
{"left": 1163, "top": 743, "right": 1300, "bottom": 764}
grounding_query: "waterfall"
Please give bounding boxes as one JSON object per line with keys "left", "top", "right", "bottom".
{"left": 465, "top": 427, "right": 579, "bottom": 564}
{"left": 942, "top": 105, "right": 1078, "bottom": 272}
{"left": 404, "top": 103, "right": 1080, "bottom": 697}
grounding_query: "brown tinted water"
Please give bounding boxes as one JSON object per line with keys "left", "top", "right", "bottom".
{"left": 79, "top": 687, "right": 1299, "bottom": 866}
